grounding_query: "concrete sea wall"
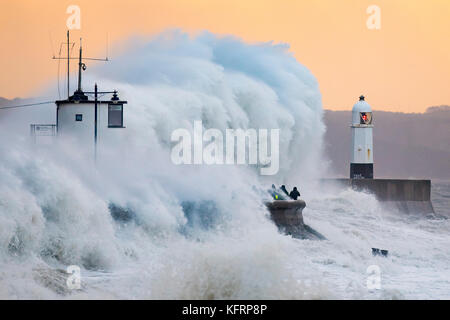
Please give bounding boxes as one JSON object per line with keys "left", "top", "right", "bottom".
{"left": 321, "top": 179, "right": 434, "bottom": 214}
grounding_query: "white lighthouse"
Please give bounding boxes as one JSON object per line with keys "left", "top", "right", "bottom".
{"left": 350, "top": 95, "right": 373, "bottom": 179}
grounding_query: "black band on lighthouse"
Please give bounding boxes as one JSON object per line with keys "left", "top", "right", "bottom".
{"left": 350, "top": 163, "right": 373, "bottom": 179}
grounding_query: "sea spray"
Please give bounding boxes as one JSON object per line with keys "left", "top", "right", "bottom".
{"left": 1, "top": 30, "right": 449, "bottom": 299}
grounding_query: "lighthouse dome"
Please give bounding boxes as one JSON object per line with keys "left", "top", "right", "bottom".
{"left": 352, "top": 95, "right": 372, "bottom": 125}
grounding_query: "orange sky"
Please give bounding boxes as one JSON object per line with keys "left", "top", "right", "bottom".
{"left": 1, "top": 0, "right": 449, "bottom": 112}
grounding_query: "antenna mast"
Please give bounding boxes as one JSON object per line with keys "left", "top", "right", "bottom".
{"left": 53, "top": 31, "right": 109, "bottom": 100}
{"left": 52, "top": 30, "right": 74, "bottom": 99}
{"left": 76, "top": 38, "right": 86, "bottom": 93}
{"left": 67, "top": 31, "right": 70, "bottom": 99}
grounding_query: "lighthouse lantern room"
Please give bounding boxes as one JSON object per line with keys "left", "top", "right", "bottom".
{"left": 350, "top": 95, "right": 373, "bottom": 179}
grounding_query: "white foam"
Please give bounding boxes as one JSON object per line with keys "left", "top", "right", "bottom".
{"left": 0, "top": 30, "right": 449, "bottom": 299}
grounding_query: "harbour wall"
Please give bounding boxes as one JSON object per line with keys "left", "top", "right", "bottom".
{"left": 321, "top": 179, "right": 434, "bottom": 214}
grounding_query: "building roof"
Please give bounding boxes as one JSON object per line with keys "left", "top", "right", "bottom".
{"left": 352, "top": 95, "right": 372, "bottom": 113}
{"left": 55, "top": 99, "right": 128, "bottom": 106}
{"left": 55, "top": 89, "right": 127, "bottom": 106}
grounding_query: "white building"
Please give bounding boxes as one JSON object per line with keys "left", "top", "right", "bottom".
{"left": 28, "top": 32, "right": 127, "bottom": 156}
{"left": 350, "top": 95, "right": 373, "bottom": 179}
{"left": 56, "top": 89, "right": 127, "bottom": 146}
{"left": 53, "top": 34, "right": 127, "bottom": 149}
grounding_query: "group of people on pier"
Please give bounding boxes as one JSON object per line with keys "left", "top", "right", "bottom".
{"left": 269, "top": 184, "right": 300, "bottom": 200}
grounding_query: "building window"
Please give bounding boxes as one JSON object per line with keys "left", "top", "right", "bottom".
{"left": 108, "top": 104, "right": 123, "bottom": 127}
{"left": 75, "top": 114, "right": 83, "bottom": 121}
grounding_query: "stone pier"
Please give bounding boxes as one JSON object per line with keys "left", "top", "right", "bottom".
{"left": 266, "top": 200, "right": 325, "bottom": 240}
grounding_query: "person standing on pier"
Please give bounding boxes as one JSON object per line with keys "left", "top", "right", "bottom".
{"left": 280, "top": 185, "right": 289, "bottom": 197}
{"left": 289, "top": 187, "right": 301, "bottom": 200}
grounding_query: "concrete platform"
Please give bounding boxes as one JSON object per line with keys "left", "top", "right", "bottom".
{"left": 266, "top": 200, "right": 325, "bottom": 240}
{"left": 321, "top": 178, "right": 435, "bottom": 214}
